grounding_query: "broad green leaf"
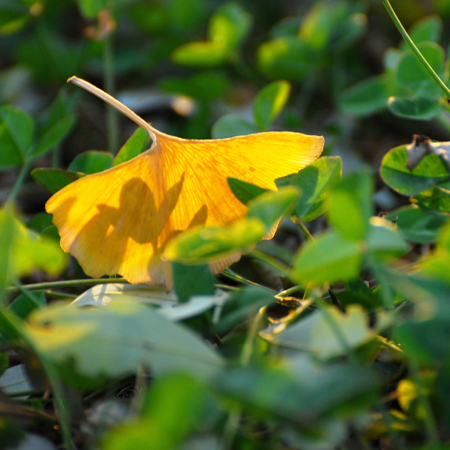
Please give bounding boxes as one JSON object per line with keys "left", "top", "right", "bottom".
{"left": 291, "top": 231, "right": 362, "bottom": 285}
{"left": 227, "top": 178, "right": 270, "bottom": 205}
{"left": 257, "top": 37, "right": 319, "bottom": 81}
{"left": 103, "top": 373, "right": 208, "bottom": 450}
{"left": 396, "top": 42, "right": 445, "bottom": 98}
{"left": 380, "top": 145, "right": 450, "bottom": 195}
{"left": 211, "top": 114, "right": 258, "bottom": 139}
{"left": 214, "top": 361, "right": 377, "bottom": 423}
{"left": 77, "top": 0, "right": 105, "bottom": 19}
{"left": 0, "top": 209, "right": 67, "bottom": 287}
{"left": 171, "top": 41, "right": 228, "bottom": 68}
{"left": 387, "top": 96, "right": 441, "bottom": 120}
{"left": 31, "top": 116, "right": 76, "bottom": 159}
{"left": 414, "top": 186, "right": 450, "bottom": 213}
{"left": 208, "top": 3, "right": 252, "bottom": 51}
{"left": 172, "top": 262, "right": 215, "bottom": 303}
{"left": 163, "top": 218, "right": 265, "bottom": 264}
{"left": 279, "top": 156, "right": 342, "bottom": 221}
{"left": 269, "top": 305, "right": 376, "bottom": 359}
{"left": 247, "top": 186, "right": 300, "bottom": 232}
{"left": 366, "top": 220, "right": 409, "bottom": 261}
{"left": 113, "top": 127, "right": 150, "bottom": 167}
{"left": 339, "top": 76, "right": 390, "bottom": 116}
{"left": 388, "top": 206, "right": 448, "bottom": 244}
{"left": 400, "top": 15, "right": 443, "bottom": 50}
{"left": 298, "top": 0, "right": 351, "bottom": 51}
{"left": 0, "top": 106, "right": 34, "bottom": 167}
{"left": 28, "top": 212, "right": 53, "bottom": 234}
{"left": 31, "top": 168, "right": 84, "bottom": 193}
{"left": 68, "top": 151, "right": 114, "bottom": 174}
{"left": 8, "top": 291, "right": 45, "bottom": 320}
{"left": 253, "top": 80, "right": 291, "bottom": 131}
{"left": 23, "top": 301, "right": 223, "bottom": 384}
{"left": 328, "top": 172, "right": 373, "bottom": 241}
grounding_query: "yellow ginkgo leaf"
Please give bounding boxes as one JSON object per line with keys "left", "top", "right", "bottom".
{"left": 46, "top": 77, "right": 324, "bottom": 289}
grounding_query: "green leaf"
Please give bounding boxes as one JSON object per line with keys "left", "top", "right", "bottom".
{"left": 380, "top": 145, "right": 450, "bottom": 196}
{"left": 400, "top": 15, "right": 443, "bottom": 49}
{"left": 28, "top": 213, "right": 53, "bottom": 234}
{"left": 253, "top": 80, "right": 291, "bottom": 131}
{"left": 387, "top": 96, "right": 441, "bottom": 120}
{"left": 113, "top": 127, "right": 150, "bottom": 167}
{"left": 269, "top": 305, "right": 376, "bottom": 359}
{"left": 328, "top": 172, "right": 373, "bottom": 241}
{"left": 215, "top": 361, "right": 377, "bottom": 423}
{"left": 208, "top": 3, "right": 252, "bottom": 51}
{"left": 31, "top": 115, "right": 76, "bottom": 159}
{"left": 68, "top": 151, "right": 114, "bottom": 174}
{"left": 172, "top": 263, "right": 215, "bottom": 303}
{"left": 227, "top": 178, "right": 270, "bottom": 205}
{"left": 31, "top": 168, "right": 84, "bottom": 193}
{"left": 339, "top": 76, "right": 390, "bottom": 116}
{"left": 0, "top": 209, "right": 67, "bottom": 287}
{"left": 257, "top": 37, "right": 319, "bottom": 81}
{"left": 171, "top": 41, "right": 228, "bottom": 68}
{"left": 395, "top": 42, "right": 446, "bottom": 98}
{"left": 23, "top": 301, "right": 223, "bottom": 385}
{"left": 103, "top": 373, "right": 207, "bottom": 450}
{"left": 77, "top": 0, "right": 105, "bottom": 19}
{"left": 163, "top": 217, "right": 265, "bottom": 265}
{"left": 291, "top": 231, "right": 362, "bottom": 285}
{"left": 414, "top": 186, "right": 450, "bottom": 213}
{"left": 366, "top": 220, "right": 409, "bottom": 261}
{"left": 8, "top": 291, "right": 45, "bottom": 320}
{"left": 211, "top": 114, "right": 258, "bottom": 139}
{"left": 247, "top": 187, "right": 300, "bottom": 233}
{"left": 279, "top": 156, "right": 342, "bottom": 221}
{"left": 0, "top": 106, "right": 34, "bottom": 167}
{"left": 388, "top": 205, "right": 448, "bottom": 244}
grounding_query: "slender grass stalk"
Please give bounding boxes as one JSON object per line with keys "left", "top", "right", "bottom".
{"left": 292, "top": 217, "right": 314, "bottom": 241}
{"left": 381, "top": 0, "right": 450, "bottom": 100}
{"left": 5, "top": 162, "right": 30, "bottom": 210}
{"left": 5, "top": 277, "right": 129, "bottom": 295}
{"left": 103, "top": 33, "right": 119, "bottom": 153}
{"left": 249, "top": 249, "right": 289, "bottom": 274}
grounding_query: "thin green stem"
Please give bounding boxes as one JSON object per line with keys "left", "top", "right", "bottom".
{"left": 13, "top": 281, "right": 44, "bottom": 309}
{"left": 6, "top": 277, "right": 128, "bottom": 295}
{"left": 382, "top": 0, "right": 450, "bottom": 100}
{"left": 250, "top": 249, "right": 289, "bottom": 274}
{"left": 292, "top": 217, "right": 314, "bottom": 241}
{"left": 0, "top": 311, "right": 73, "bottom": 449}
{"left": 221, "top": 268, "right": 266, "bottom": 288}
{"left": 5, "top": 162, "right": 30, "bottom": 210}
{"left": 277, "top": 284, "right": 304, "bottom": 298}
{"left": 103, "top": 33, "right": 119, "bottom": 153}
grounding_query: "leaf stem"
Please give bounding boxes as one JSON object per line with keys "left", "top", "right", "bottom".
{"left": 5, "top": 277, "right": 129, "bottom": 295}
{"left": 103, "top": 33, "right": 119, "bottom": 154}
{"left": 250, "top": 249, "right": 289, "bottom": 274}
{"left": 5, "top": 162, "right": 30, "bottom": 210}
{"left": 381, "top": 0, "right": 450, "bottom": 100}
{"left": 292, "top": 217, "right": 314, "bottom": 241}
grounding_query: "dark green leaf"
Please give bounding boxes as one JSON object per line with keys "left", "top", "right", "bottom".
{"left": 173, "top": 262, "right": 215, "bottom": 303}
{"left": 387, "top": 96, "right": 441, "bottom": 120}
{"left": 77, "top": 0, "right": 105, "bottom": 19}
{"left": 68, "top": 151, "right": 114, "bottom": 174}
{"left": 339, "top": 76, "right": 390, "bottom": 116}
{"left": 0, "top": 106, "right": 34, "bottom": 167}
{"left": 414, "top": 186, "right": 450, "bottom": 213}
{"left": 380, "top": 145, "right": 450, "bottom": 196}
{"left": 253, "top": 80, "right": 291, "bottom": 131}
{"left": 31, "top": 168, "right": 84, "bottom": 193}
{"left": 211, "top": 114, "right": 258, "bottom": 139}
{"left": 113, "top": 127, "right": 150, "bottom": 167}
{"left": 227, "top": 178, "right": 269, "bottom": 206}
{"left": 8, "top": 291, "right": 45, "bottom": 320}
